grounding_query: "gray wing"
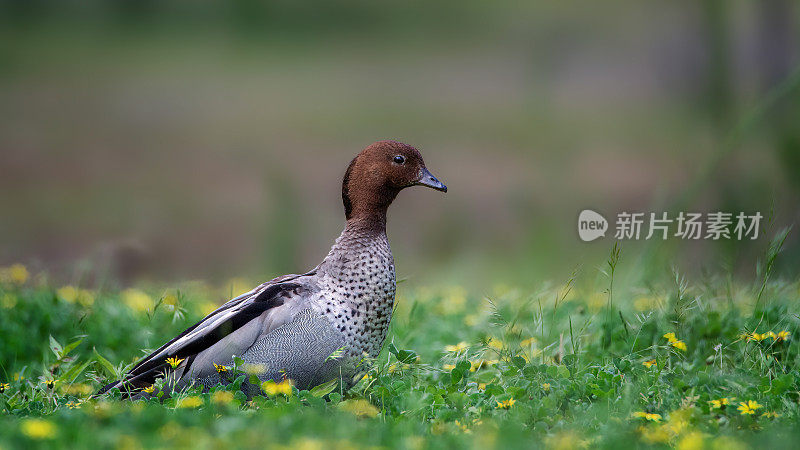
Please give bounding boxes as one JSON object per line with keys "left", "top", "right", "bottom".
{"left": 98, "top": 273, "right": 317, "bottom": 395}
{"left": 238, "top": 308, "right": 348, "bottom": 391}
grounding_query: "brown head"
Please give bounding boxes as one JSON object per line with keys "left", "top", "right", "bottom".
{"left": 342, "top": 140, "right": 447, "bottom": 226}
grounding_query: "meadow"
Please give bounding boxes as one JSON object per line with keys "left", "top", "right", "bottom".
{"left": 2, "top": 2, "right": 799, "bottom": 448}
{"left": 1, "top": 234, "right": 799, "bottom": 450}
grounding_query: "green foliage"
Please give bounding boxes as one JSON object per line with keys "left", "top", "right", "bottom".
{"left": 1, "top": 268, "right": 800, "bottom": 448}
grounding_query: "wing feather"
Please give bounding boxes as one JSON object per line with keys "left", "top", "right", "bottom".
{"left": 97, "top": 274, "right": 314, "bottom": 396}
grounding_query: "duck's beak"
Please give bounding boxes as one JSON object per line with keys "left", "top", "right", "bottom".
{"left": 415, "top": 167, "right": 447, "bottom": 192}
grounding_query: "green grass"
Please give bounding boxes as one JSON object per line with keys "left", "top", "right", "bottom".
{"left": 1, "top": 251, "right": 800, "bottom": 449}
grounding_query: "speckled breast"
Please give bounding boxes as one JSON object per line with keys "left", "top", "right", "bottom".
{"left": 315, "top": 232, "right": 396, "bottom": 362}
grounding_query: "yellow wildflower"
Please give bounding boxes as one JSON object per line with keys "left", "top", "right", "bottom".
{"left": 0, "top": 382, "right": 9, "bottom": 393}
{"left": 677, "top": 432, "right": 705, "bottom": 450}
{"left": 737, "top": 400, "right": 762, "bottom": 415}
{"left": 776, "top": 331, "right": 790, "bottom": 341}
{"left": 477, "top": 383, "right": 486, "bottom": 390}
{"left": 214, "top": 363, "right": 228, "bottom": 373}
{"left": 633, "top": 295, "right": 660, "bottom": 312}
{"left": 542, "top": 383, "right": 551, "bottom": 392}
{"left": 242, "top": 363, "right": 266, "bottom": 376}
{"left": 9, "top": 264, "right": 29, "bottom": 284}
{"left": 176, "top": 396, "right": 203, "bottom": 408}
{"left": 587, "top": 292, "right": 606, "bottom": 311}
{"left": 671, "top": 340, "right": 687, "bottom": 351}
{"left": 642, "top": 359, "right": 657, "bottom": 368}
{"left": 56, "top": 285, "right": 94, "bottom": 306}
{"left": 77, "top": 289, "right": 95, "bottom": 306}
{"left": 387, "top": 363, "right": 401, "bottom": 374}
{"left": 439, "top": 286, "right": 467, "bottom": 313}
{"left": 443, "top": 364, "right": 456, "bottom": 371}
{"left": 632, "top": 411, "right": 662, "bottom": 421}
{"left": 211, "top": 390, "right": 234, "bottom": 405}
{"left": 470, "top": 359, "right": 498, "bottom": 372}
{"left": 165, "top": 357, "right": 184, "bottom": 369}
{"left": 337, "top": 399, "right": 380, "bottom": 418}
{"left": 749, "top": 332, "right": 767, "bottom": 342}
{"left": 444, "top": 342, "right": 469, "bottom": 352}
{"left": 122, "top": 288, "right": 153, "bottom": 313}
{"left": 761, "top": 411, "right": 780, "bottom": 419}
{"left": 142, "top": 385, "right": 155, "bottom": 394}
{"left": 20, "top": 418, "right": 57, "bottom": 439}
{"left": 639, "top": 425, "right": 670, "bottom": 444}
{"left": 520, "top": 337, "right": 542, "bottom": 358}
{"left": 463, "top": 314, "right": 480, "bottom": 327}
{"left": 546, "top": 431, "right": 582, "bottom": 450}
{"left": 116, "top": 435, "right": 140, "bottom": 450}
{"left": 496, "top": 398, "right": 515, "bottom": 409}
{"left": 454, "top": 419, "right": 472, "bottom": 434}
{"left": 487, "top": 338, "right": 504, "bottom": 350}
{"left": 162, "top": 293, "right": 179, "bottom": 311}
{"left": 663, "top": 332, "right": 687, "bottom": 351}
{"left": 708, "top": 397, "right": 734, "bottom": 409}
{"left": 0, "top": 264, "right": 29, "bottom": 284}
{"left": 58, "top": 286, "right": 79, "bottom": 303}
{"left": 42, "top": 379, "right": 56, "bottom": 389}
{"left": 1, "top": 293, "right": 17, "bottom": 308}
{"left": 159, "top": 422, "right": 182, "bottom": 440}
{"left": 261, "top": 379, "right": 293, "bottom": 396}
{"left": 66, "top": 401, "right": 81, "bottom": 409}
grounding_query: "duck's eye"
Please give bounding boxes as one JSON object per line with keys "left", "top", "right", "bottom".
{"left": 393, "top": 155, "right": 405, "bottom": 164}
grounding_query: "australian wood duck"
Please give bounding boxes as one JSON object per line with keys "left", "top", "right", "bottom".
{"left": 99, "top": 140, "right": 447, "bottom": 397}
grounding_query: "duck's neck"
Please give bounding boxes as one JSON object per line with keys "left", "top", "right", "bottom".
{"left": 344, "top": 212, "right": 387, "bottom": 236}
{"left": 317, "top": 212, "right": 393, "bottom": 279}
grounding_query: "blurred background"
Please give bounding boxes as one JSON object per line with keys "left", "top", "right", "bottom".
{"left": 1, "top": 0, "right": 799, "bottom": 291}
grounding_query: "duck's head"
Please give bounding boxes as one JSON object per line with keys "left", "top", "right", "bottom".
{"left": 342, "top": 140, "right": 447, "bottom": 222}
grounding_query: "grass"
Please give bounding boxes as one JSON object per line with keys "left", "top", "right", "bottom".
{"left": 1, "top": 245, "right": 800, "bottom": 449}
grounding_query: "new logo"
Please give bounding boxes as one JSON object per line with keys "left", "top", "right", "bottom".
{"left": 578, "top": 209, "right": 608, "bottom": 242}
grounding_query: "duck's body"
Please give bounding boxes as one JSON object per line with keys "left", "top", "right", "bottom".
{"left": 99, "top": 141, "right": 446, "bottom": 397}
{"left": 183, "top": 221, "right": 395, "bottom": 394}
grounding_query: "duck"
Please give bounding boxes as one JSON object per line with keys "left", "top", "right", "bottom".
{"left": 98, "top": 140, "right": 447, "bottom": 397}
